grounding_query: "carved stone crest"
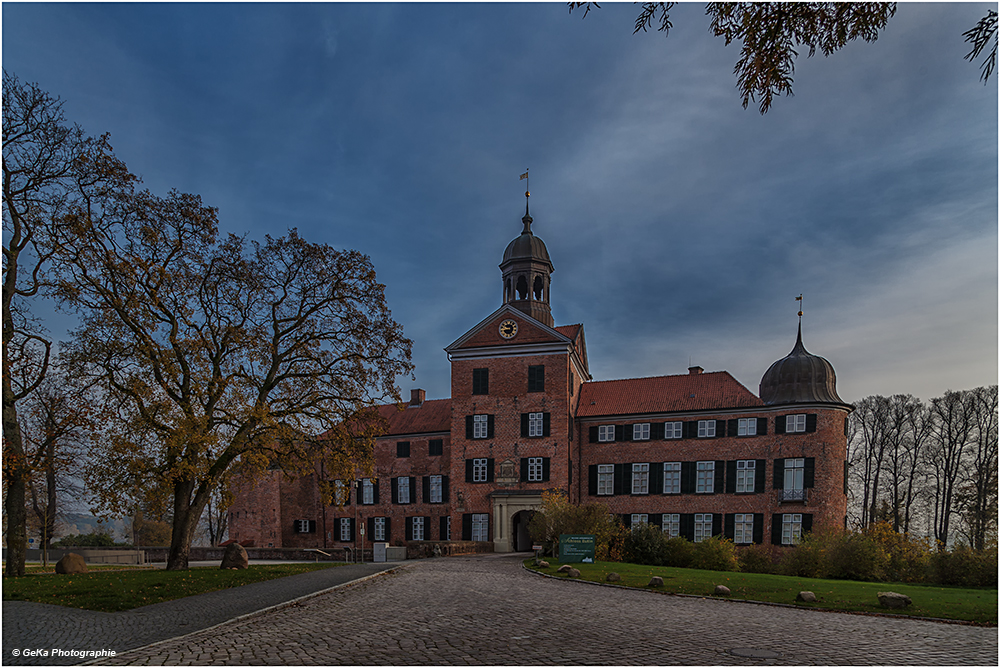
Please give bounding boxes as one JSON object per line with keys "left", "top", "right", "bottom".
{"left": 496, "top": 458, "right": 519, "bottom": 485}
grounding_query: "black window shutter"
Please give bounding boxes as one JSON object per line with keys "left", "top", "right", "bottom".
{"left": 803, "top": 514, "right": 813, "bottom": 534}
{"left": 775, "top": 415, "right": 786, "bottom": 434}
{"left": 589, "top": 426, "right": 598, "bottom": 443}
{"left": 409, "top": 476, "right": 416, "bottom": 504}
{"left": 293, "top": 520, "right": 300, "bottom": 533}
{"left": 405, "top": 517, "right": 413, "bottom": 541}
{"left": 466, "top": 415, "right": 473, "bottom": 439}
{"left": 806, "top": 414, "right": 818, "bottom": 433}
{"left": 520, "top": 458, "right": 529, "bottom": 482}
{"left": 712, "top": 514, "right": 722, "bottom": 537}
{"left": 542, "top": 457, "right": 550, "bottom": 481}
{"left": 357, "top": 482, "right": 363, "bottom": 504}
{"left": 442, "top": 476, "right": 450, "bottom": 502}
{"left": 650, "top": 464, "right": 663, "bottom": 494}
{"left": 309, "top": 519, "right": 317, "bottom": 534}
{"left": 844, "top": 417, "right": 849, "bottom": 437}
{"left": 486, "top": 458, "right": 495, "bottom": 482}
{"left": 462, "top": 514, "right": 472, "bottom": 541}
{"left": 385, "top": 517, "right": 392, "bottom": 540}
{"left": 614, "top": 463, "right": 627, "bottom": 495}
{"left": 753, "top": 514, "right": 764, "bottom": 544}
{"left": 487, "top": 414, "right": 495, "bottom": 438}
{"left": 685, "top": 421, "right": 697, "bottom": 439}
{"left": 373, "top": 479, "right": 380, "bottom": 505}
{"left": 649, "top": 514, "right": 662, "bottom": 528}
{"left": 724, "top": 514, "right": 735, "bottom": 540}
{"left": 543, "top": 413, "right": 550, "bottom": 437}
{"left": 440, "top": 516, "right": 449, "bottom": 540}
{"left": 680, "top": 462, "right": 695, "bottom": 494}
{"left": 680, "top": 514, "right": 694, "bottom": 541}
{"left": 804, "top": 457, "right": 815, "bottom": 488}
{"left": 465, "top": 459, "right": 474, "bottom": 482}
{"left": 755, "top": 460, "right": 767, "bottom": 493}
{"left": 771, "top": 514, "right": 783, "bottom": 545}
{"left": 588, "top": 465, "right": 598, "bottom": 495}
{"left": 773, "top": 459, "right": 785, "bottom": 489}
{"left": 391, "top": 477, "right": 399, "bottom": 504}
{"left": 422, "top": 476, "right": 430, "bottom": 503}
{"left": 758, "top": 417, "right": 768, "bottom": 435}
{"left": 715, "top": 420, "right": 725, "bottom": 438}
{"left": 714, "top": 461, "right": 725, "bottom": 493}
{"left": 726, "top": 461, "right": 737, "bottom": 493}
{"left": 367, "top": 517, "right": 375, "bottom": 539}
{"left": 621, "top": 513, "right": 632, "bottom": 528}
{"left": 728, "top": 419, "right": 738, "bottom": 436}
{"left": 651, "top": 422, "right": 664, "bottom": 440}
{"left": 844, "top": 461, "right": 850, "bottom": 496}
{"left": 521, "top": 413, "right": 529, "bottom": 437}
{"left": 349, "top": 518, "right": 356, "bottom": 542}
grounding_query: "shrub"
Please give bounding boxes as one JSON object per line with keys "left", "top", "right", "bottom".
{"left": 661, "top": 536, "right": 695, "bottom": 568}
{"left": 778, "top": 535, "right": 823, "bottom": 578}
{"left": 528, "top": 490, "right": 621, "bottom": 560}
{"left": 864, "top": 522, "right": 932, "bottom": 583}
{"left": 623, "top": 523, "right": 669, "bottom": 566}
{"left": 821, "top": 530, "right": 885, "bottom": 581}
{"left": 692, "top": 536, "right": 739, "bottom": 572}
{"left": 931, "top": 544, "right": 998, "bottom": 588}
{"left": 737, "top": 544, "right": 775, "bottom": 573}
{"left": 53, "top": 531, "right": 117, "bottom": 547}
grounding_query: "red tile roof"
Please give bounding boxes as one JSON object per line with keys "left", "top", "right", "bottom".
{"left": 376, "top": 398, "right": 452, "bottom": 436}
{"left": 576, "top": 371, "right": 763, "bottom": 418}
{"left": 554, "top": 324, "right": 582, "bottom": 340}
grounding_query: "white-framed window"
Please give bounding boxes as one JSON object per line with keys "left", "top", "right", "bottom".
{"left": 598, "top": 425, "right": 615, "bottom": 442}
{"left": 527, "top": 457, "right": 544, "bottom": 482}
{"left": 597, "top": 464, "right": 614, "bottom": 495}
{"left": 339, "top": 517, "right": 351, "bottom": 542}
{"left": 736, "top": 460, "right": 756, "bottom": 493}
{"left": 429, "top": 475, "right": 443, "bottom": 503}
{"left": 663, "top": 462, "right": 681, "bottom": 494}
{"left": 472, "top": 513, "right": 489, "bottom": 542}
{"left": 734, "top": 513, "right": 754, "bottom": 544}
{"left": 333, "top": 479, "right": 349, "bottom": 505}
{"left": 694, "top": 513, "right": 713, "bottom": 542}
{"left": 738, "top": 418, "right": 757, "bottom": 436}
{"left": 787, "top": 414, "right": 807, "bottom": 433}
{"left": 785, "top": 458, "right": 805, "bottom": 491}
{"left": 630, "top": 513, "right": 648, "bottom": 530}
{"left": 664, "top": 421, "right": 683, "bottom": 439}
{"left": 473, "top": 458, "right": 489, "bottom": 483}
{"left": 412, "top": 516, "right": 425, "bottom": 541}
{"left": 633, "top": 423, "right": 650, "bottom": 440}
{"left": 295, "top": 519, "right": 311, "bottom": 533}
{"left": 662, "top": 513, "right": 680, "bottom": 538}
{"left": 697, "top": 420, "right": 716, "bottom": 438}
{"left": 397, "top": 476, "right": 410, "bottom": 503}
{"left": 473, "top": 414, "right": 489, "bottom": 439}
{"left": 782, "top": 513, "right": 803, "bottom": 545}
{"left": 696, "top": 461, "right": 715, "bottom": 493}
{"left": 528, "top": 412, "right": 544, "bottom": 437}
{"left": 632, "top": 463, "right": 649, "bottom": 494}
{"left": 373, "top": 517, "right": 386, "bottom": 542}
{"left": 362, "top": 478, "right": 374, "bottom": 505}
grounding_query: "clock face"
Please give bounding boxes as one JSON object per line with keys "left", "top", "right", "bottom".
{"left": 499, "top": 318, "right": 518, "bottom": 339}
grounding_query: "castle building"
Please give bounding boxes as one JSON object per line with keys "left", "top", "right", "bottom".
{"left": 229, "top": 202, "right": 852, "bottom": 553}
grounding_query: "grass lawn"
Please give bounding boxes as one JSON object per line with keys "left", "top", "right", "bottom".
{"left": 2, "top": 562, "right": 344, "bottom": 612}
{"left": 526, "top": 559, "right": 998, "bottom": 625}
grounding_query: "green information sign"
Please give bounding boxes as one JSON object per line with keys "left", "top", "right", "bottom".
{"left": 559, "top": 534, "right": 596, "bottom": 563}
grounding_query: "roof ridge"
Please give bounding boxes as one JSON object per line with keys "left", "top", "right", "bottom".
{"left": 585, "top": 370, "right": 731, "bottom": 384}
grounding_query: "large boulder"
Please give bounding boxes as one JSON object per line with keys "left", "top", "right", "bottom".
{"left": 556, "top": 564, "right": 573, "bottom": 573}
{"left": 567, "top": 568, "right": 581, "bottom": 578}
{"left": 55, "top": 553, "right": 88, "bottom": 574}
{"left": 797, "top": 591, "right": 817, "bottom": 603}
{"left": 606, "top": 572, "right": 621, "bottom": 582}
{"left": 220, "top": 542, "right": 249, "bottom": 570}
{"left": 878, "top": 592, "right": 912, "bottom": 609}
{"left": 714, "top": 585, "right": 731, "bottom": 596}
{"left": 648, "top": 576, "right": 664, "bottom": 588}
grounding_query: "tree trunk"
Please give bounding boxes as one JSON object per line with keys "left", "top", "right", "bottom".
{"left": 166, "top": 478, "right": 211, "bottom": 570}
{"left": 3, "top": 385, "right": 28, "bottom": 577}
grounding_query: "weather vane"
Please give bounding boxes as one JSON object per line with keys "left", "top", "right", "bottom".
{"left": 796, "top": 293, "right": 804, "bottom": 322}
{"left": 519, "top": 168, "right": 529, "bottom": 199}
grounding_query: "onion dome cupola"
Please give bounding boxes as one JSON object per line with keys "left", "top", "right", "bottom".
{"left": 500, "top": 196, "right": 555, "bottom": 327}
{"left": 759, "top": 322, "right": 845, "bottom": 405}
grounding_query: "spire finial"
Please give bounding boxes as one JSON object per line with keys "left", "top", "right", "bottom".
{"left": 519, "top": 168, "right": 532, "bottom": 232}
{"left": 796, "top": 293, "right": 803, "bottom": 322}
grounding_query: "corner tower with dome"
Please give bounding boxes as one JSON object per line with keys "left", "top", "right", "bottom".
{"left": 227, "top": 196, "right": 852, "bottom": 557}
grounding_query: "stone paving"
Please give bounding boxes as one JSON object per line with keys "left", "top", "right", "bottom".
{"left": 2, "top": 562, "right": 394, "bottom": 666}
{"left": 75, "top": 554, "right": 999, "bottom": 666}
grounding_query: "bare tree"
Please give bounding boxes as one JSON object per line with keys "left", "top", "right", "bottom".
{"left": 955, "top": 385, "right": 998, "bottom": 550}
{"left": 849, "top": 395, "right": 891, "bottom": 528}
{"left": 927, "top": 390, "right": 975, "bottom": 547}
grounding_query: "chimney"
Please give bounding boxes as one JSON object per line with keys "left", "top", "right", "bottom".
{"left": 688, "top": 366, "right": 704, "bottom": 375}
{"left": 410, "top": 388, "right": 425, "bottom": 407}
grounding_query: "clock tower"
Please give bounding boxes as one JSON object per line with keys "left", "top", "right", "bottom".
{"left": 500, "top": 200, "right": 554, "bottom": 327}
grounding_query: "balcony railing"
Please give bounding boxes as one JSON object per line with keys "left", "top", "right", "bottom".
{"left": 780, "top": 488, "right": 807, "bottom": 503}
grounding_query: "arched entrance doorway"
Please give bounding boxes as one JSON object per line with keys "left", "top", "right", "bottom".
{"left": 511, "top": 510, "right": 534, "bottom": 552}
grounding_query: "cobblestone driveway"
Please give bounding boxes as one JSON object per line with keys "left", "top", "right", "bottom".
{"left": 99, "top": 554, "right": 996, "bottom": 666}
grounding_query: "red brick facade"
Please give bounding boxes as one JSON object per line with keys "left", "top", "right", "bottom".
{"left": 229, "top": 210, "right": 851, "bottom": 554}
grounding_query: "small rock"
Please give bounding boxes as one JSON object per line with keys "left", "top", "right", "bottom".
{"left": 55, "top": 553, "right": 88, "bottom": 574}
{"left": 556, "top": 564, "right": 572, "bottom": 573}
{"left": 648, "top": 576, "right": 664, "bottom": 587}
{"left": 606, "top": 572, "right": 621, "bottom": 582}
{"left": 220, "top": 542, "right": 249, "bottom": 570}
{"left": 796, "top": 591, "right": 817, "bottom": 603}
{"left": 536, "top": 560, "right": 549, "bottom": 568}
{"left": 714, "top": 585, "right": 731, "bottom": 596}
{"left": 567, "top": 568, "right": 581, "bottom": 578}
{"left": 877, "top": 591, "right": 912, "bottom": 609}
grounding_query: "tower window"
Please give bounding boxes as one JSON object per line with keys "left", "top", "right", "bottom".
{"left": 533, "top": 275, "right": 543, "bottom": 300}
{"left": 516, "top": 275, "right": 528, "bottom": 300}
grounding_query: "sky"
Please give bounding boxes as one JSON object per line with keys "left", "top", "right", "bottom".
{"left": 3, "top": 1, "right": 997, "bottom": 407}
